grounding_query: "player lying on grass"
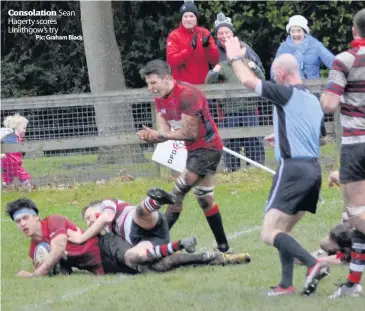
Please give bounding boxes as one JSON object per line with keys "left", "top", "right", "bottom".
{"left": 298, "top": 223, "right": 352, "bottom": 266}
{"left": 99, "top": 231, "right": 250, "bottom": 275}
{"left": 317, "top": 223, "right": 352, "bottom": 265}
{"left": 67, "top": 187, "right": 250, "bottom": 271}
{"left": 6, "top": 198, "right": 105, "bottom": 277}
{"left": 7, "top": 197, "right": 249, "bottom": 278}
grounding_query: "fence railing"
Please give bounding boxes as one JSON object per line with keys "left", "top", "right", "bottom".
{"left": 1, "top": 79, "right": 340, "bottom": 186}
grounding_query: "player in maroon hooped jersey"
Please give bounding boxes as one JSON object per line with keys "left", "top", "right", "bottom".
{"left": 67, "top": 187, "right": 201, "bottom": 270}
{"left": 321, "top": 8, "right": 365, "bottom": 298}
{"left": 6, "top": 198, "right": 104, "bottom": 277}
{"left": 137, "top": 60, "right": 231, "bottom": 254}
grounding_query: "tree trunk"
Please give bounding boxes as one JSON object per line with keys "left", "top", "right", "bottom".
{"left": 80, "top": 1, "right": 144, "bottom": 164}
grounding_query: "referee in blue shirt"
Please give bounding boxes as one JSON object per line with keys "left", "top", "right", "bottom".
{"left": 225, "top": 37, "right": 329, "bottom": 297}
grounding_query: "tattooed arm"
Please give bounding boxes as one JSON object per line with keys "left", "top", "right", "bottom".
{"left": 164, "top": 114, "right": 200, "bottom": 141}
{"left": 157, "top": 113, "right": 171, "bottom": 133}
{"left": 138, "top": 88, "right": 201, "bottom": 143}
{"left": 160, "top": 88, "right": 201, "bottom": 142}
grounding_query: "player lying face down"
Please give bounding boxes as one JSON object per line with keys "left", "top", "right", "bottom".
{"left": 6, "top": 198, "right": 104, "bottom": 278}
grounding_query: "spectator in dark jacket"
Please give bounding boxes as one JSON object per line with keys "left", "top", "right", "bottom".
{"left": 166, "top": 0, "right": 219, "bottom": 84}
{"left": 208, "top": 13, "right": 266, "bottom": 171}
{"left": 214, "top": 13, "right": 265, "bottom": 75}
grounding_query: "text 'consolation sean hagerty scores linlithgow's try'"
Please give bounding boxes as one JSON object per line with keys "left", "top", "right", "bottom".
{"left": 8, "top": 9, "right": 75, "bottom": 16}
{"left": 7, "top": 9, "right": 83, "bottom": 40}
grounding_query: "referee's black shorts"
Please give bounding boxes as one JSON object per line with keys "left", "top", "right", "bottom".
{"left": 265, "top": 158, "right": 322, "bottom": 215}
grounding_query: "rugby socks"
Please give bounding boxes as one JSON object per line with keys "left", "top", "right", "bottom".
{"left": 278, "top": 249, "right": 294, "bottom": 288}
{"left": 164, "top": 211, "right": 181, "bottom": 229}
{"left": 146, "top": 241, "right": 182, "bottom": 261}
{"left": 143, "top": 197, "right": 162, "bottom": 213}
{"left": 274, "top": 232, "right": 317, "bottom": 269}
{"left": 204, "top": 204, "right": 230, "bottom": 252}
{"left": 346, "top": 230, "right": 365, "bottom": 287}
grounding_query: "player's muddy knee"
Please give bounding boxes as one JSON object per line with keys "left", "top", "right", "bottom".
{"left": 193, "top": 186, "right": 214, "bottom": 210}
{"left": 172, "top": 176, "right": 192, "bottom": 199}
{"left": 136, "top": 205, "right": 145, "bottom": 217}
{"left": 168, "top": 177, "right": 192, "bottom": 213}
{"left": 125, "top": 250, "right": 145, "bottom": 267}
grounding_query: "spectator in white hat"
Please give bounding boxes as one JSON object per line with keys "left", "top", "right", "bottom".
{"left": 271, "top": 15, "right": 335, "bottom": 80}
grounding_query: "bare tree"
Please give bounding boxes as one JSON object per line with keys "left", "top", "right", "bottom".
{"left": 80, "top": 0, "right": 143, "bottom": 164}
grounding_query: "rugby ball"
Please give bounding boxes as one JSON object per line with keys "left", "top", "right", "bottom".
{"left": 34, "top": 242, "right": 60, "bottom": 276}
{"left": 34, "top": 242, "right": 51, "bottom": 265}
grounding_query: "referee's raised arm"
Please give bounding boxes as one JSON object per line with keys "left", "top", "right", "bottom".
{"left": 225, "top": 37, "right": 303, "bottom": 106}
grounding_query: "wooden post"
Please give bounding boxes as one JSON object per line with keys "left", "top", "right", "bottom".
{"left": 151, "top": 103, "right": 162, "bottom": 178}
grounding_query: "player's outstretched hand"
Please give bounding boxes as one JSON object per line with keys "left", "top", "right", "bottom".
{"left": 67, "top": 227, "right": 83, "bottom": 244}
{"left": 136, "top": 125, "right": 164, "bottom": 143}
{"left": 328, "top": 170, "right": 340, "bottom": 188}
{"left": 16, "top": 270, "right": 33, "bottom": 278}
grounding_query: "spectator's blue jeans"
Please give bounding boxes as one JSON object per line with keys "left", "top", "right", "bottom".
{"left": 219, "top": 112, "right": 266, "bottom": 171}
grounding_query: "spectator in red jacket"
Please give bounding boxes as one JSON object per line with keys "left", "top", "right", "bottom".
{"left": 166, "top": 0, "right": 219, "bottom": 84}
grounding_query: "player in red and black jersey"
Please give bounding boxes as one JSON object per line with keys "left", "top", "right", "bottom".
{"left": 6, "top": 198, "right": 104, "bottom": 278}
{"left": 137, "top": 59, "right": 231, "bottom": 254}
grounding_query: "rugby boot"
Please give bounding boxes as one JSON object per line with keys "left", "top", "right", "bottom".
{"left": 329, "top": 283, "right": 363, "bottom": 299}
{"left": 147, "top": 188, "right": 176, "bottom": 205}
{"left": 268, "top": 285, "right": 296, "bottom": 296}
{"left": 209, "top": 251, "right": 251, "bottom": 265}
{"left": 180, "top": 236, "right": 197, "bottom": 253}
{"left": 301, "top": 261, "right": 330, "bottom": 296}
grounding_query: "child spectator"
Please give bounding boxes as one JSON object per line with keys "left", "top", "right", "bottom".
{"left": 2, "top": 113, "right": 31, "bottom": 189}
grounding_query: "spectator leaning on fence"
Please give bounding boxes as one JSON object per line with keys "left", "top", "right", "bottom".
{"left": 206, "top": 33, "right": 266, "bottom": 171}
{"left": 1, "top": 113, "right": 31, "bottom": 189}
{"left": 205, "top": 12, "right": 266, "bottom": 171}
{"left": 271, "top": 15, "right": 335, "bottom": 80}
{"left": 166, "top": 0, "right": 219, "bottom": 85}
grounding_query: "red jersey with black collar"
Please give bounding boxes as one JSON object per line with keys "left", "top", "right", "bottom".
{"left": 29, "top": 215, "right": 104, "bottom": 275}
{"left": 154, "top": 81, "right": 223, "bottom": 151}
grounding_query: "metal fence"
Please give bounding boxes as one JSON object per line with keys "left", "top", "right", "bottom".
{"left": 1, "top": 80, "right": 340, "bottom": 187}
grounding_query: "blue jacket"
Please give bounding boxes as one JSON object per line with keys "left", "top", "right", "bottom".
{"left": 271, "top": 34, "right": 335, "bottom": 80}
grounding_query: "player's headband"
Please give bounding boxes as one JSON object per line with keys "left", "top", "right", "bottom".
{"left": 13, "top": 208, "right": 37, "bottom": 221}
